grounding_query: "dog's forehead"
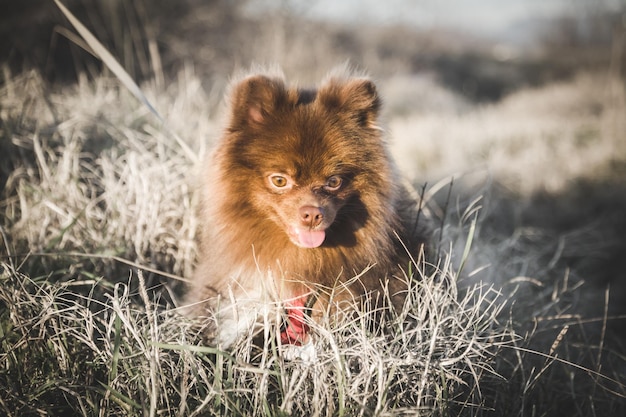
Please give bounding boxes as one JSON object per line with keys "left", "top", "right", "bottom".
{"left": 257, "top": 126, "right": 349, "bottom": 179}
{"left": 244, "top": 89, "right": 370, "bottom": 180}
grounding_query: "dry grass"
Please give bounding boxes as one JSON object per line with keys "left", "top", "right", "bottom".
{"left": 1, "top": 69, "right": 203, "bottom": 281}
{"left": 0, "top": 258, "right": 508, "bottom": 416}
{"left": 388, "top": 72, "right": 626, "bottom": 195}
{"left": 1, "top": 62, "right": 626, "bottom": 416}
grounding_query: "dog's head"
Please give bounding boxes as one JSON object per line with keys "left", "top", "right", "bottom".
{"left": 217, "top": 72, "right": 394, "bottom": 249}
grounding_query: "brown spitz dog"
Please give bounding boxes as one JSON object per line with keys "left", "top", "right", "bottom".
{"left": 185, "top": 68, "right": 429, "bottom": 348}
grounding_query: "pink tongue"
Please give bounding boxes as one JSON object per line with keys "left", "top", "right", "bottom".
{"left": 293, "top": 228, "right": 326, "bottom": 248}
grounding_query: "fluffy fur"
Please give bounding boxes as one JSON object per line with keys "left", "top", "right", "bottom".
{"left": 185, "top": 69, "right": 429, "bottom": 347}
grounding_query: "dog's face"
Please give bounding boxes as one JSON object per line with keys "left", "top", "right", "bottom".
{"left": 261, "top": 165, "right": 351, "bottom": 249}
{"left": 219, "top": 74, "right": 388, "bottom": 249}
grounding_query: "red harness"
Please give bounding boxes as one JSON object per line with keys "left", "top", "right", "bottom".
{"left": 280, "top": 296, "right": 311, "bottom": 346}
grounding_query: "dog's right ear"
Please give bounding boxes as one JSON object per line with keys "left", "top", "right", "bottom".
{"left": 228, "top": 75, "right": 287, "bottom": 130}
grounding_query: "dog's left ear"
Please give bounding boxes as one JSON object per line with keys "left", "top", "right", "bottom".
{"left": 318, "top": 78, "right": 381, "bottom": 129}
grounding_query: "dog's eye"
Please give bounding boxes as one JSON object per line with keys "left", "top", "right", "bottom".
{"left": 269, "top": 174, "right": 290, "bottom": 189}
{"left": 325, "top": 175, "right": 343, "bottom": 191}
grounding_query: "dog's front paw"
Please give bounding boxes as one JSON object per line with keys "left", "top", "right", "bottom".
{"left": 281, "top": 339, "right": 317, "bottom": 364}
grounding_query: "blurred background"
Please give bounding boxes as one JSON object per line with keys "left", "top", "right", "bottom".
{"left": 2, "top": 0, "right": 624, "bottom": 100}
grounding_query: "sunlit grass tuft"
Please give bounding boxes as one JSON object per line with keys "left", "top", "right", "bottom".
{"left": 0, "top": 251, "right": 511, "bottom": 417}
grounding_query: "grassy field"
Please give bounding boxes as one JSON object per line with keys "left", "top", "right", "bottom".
{"left": 1, "top": 3, "right": 626, "bottom": 415}
{"left": 1, "top": 65, "right": 625, "bottom": 416}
